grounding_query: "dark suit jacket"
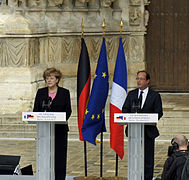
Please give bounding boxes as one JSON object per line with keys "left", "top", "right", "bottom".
{"left": 33, "top": 86, "right": 72, "bottom": 131}
{"left": 122, "top": 88, "right": 163, "bottom": 139}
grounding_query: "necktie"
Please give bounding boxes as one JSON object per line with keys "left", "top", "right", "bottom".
{"left": 138, "top": 91, "right": 143, "bottom": 109}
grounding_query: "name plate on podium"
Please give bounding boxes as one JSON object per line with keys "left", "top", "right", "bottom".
{"left": 114, "top": 113, "right": 158, "bottom": 124}
{"left": 22, "top": 112, "right": 66, "bottom": 123}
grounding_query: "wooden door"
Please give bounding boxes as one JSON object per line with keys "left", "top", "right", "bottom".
{"left": 145, "top": 0, "right": 189, "bottom": 92}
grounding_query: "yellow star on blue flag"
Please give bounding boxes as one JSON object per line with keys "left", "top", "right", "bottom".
{"left": 81, "top": 38, "right": 109, "bottom": 145}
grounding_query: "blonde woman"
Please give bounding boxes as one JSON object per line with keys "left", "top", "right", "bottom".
{"left": 33, "top": 67, "right": 72, "bottom": 180}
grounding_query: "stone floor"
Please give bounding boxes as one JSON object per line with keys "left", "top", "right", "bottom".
{"left": 0, "top": 139, "right": 169, "bottom": 179}
{"left": 1, "top": 93, "right": 189, "bottom": 179}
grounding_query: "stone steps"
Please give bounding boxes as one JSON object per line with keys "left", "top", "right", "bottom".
{"left": 0, "top": 131, "right": 36, "bottom": 138}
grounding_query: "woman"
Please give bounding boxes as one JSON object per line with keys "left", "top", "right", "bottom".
{"left": 33, "top": 67, "right": 72, "bottom": 180}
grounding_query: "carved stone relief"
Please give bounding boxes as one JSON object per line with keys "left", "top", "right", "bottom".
{"left": 88, "top": 0, "right": 99, "bottom": 9}
{"left": 0, "top": 39, "right": 28, "bottom": 66}
{"left": 74, "top": 0, "right": 89, "bottom": 8}
{"left": 85, "top": 37, "right": 102, "bottom": 63}
{"left": 48, "top": 37, "right": 62, "bottom": 63}
{"left": 129, "top": 7, "right": 141, "bottom": 26}
{"left": 0, "top": 36, "right": 133, "bottom": 66}
{"left": 28, "top": 0, "right": 41, "bottom": 7}
{"left": 129, "top": 36, "right": 144, "bottom": 61}
{"left": 144, "top": 10, "right": 149, "bottom": 26}
{"left": 61, "top": 38, "right": 80, "bottom": 63}
{"left": 39, "top": 38, "right": 48, "bottom": 64}
{"left": 48, "top": 0, "right": 64, "bottom": 7}
{"left": 106, "top": 36, "right": 119, "bottom": 62}
{"left": 7, "top": 0, "right": 26, "bottom": 7}
{"left": 29, "top": 38, "right": 40, "bottom": 65}
{"left": 101, "top": 0, "right": 116, "bottom": 8}
{"left": 144, "top": 0, "right": 150, "bottom": 6}
{"left": 129, "top": 0, "right": 141, "bottom": 6}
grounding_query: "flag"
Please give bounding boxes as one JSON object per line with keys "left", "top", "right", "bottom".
{"left": 110, "top": 38, "right": 127, "bottom": 159}
{"left": 77, "top": 38, "right": 91, "bottom": 141}
{"left": 81, "top": 38, "right": 109, "bottom": 145}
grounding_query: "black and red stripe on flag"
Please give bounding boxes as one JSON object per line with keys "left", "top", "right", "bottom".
{"left": 77, "top": 38, "right": 91, "bottom": 141}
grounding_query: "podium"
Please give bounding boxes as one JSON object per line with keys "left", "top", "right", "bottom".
{"left": 22, "top": 112, "right": 66, "bottom": 180}
{"left": 114, "top": 113, "right": 158, "bottom": 180}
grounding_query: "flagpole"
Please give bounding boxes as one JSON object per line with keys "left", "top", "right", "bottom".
{"left": 98, "top": 20, "right": 106, "bottom": 179}
{"left": 75, "top": 19, "right": 89, "bottom": 180}
{"left": 100, "top": 130, "right": 103, "bottom": 178}
{"left": 114, "top": 19, "right": 124, "bottom": 178}
{"left": 81, "top": 18, "right": 88, "bottom": 178}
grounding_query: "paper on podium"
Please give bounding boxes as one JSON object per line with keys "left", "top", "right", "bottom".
{"left": 22, "top": 112, "right": 66, "bottom": 123}
{"left": 114, "top": 113, "right": 158, "bottom": 124}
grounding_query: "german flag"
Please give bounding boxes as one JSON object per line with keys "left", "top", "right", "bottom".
{"left": 77, "top": 38, "right": 91, "bottom": 141}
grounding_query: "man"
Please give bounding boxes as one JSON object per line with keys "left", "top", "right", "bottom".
{"left": 122, "top": 70, "right": 163, "bottom": 180}
{"left": 161, "top": 134, "right": 189, "bottom": 180}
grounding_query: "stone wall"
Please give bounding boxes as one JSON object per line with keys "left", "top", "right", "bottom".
{"left": 0, "top": 0, "right": 150, "bottom": 137}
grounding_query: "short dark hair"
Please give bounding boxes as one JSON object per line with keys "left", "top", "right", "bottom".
{"left": 137, "top": 70, "right": 150, "bottom": 80}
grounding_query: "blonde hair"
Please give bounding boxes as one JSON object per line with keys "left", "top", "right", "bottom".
{"left": 43, "top": 67, "right": 62, "bottom": 84}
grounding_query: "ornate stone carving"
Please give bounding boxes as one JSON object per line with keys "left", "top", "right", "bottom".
{"left": 48, "top": 0, "right": 64, "bottom": 7}
{"left": 75, "top": 0, "right": 89, "bottom": 8}
{"left": 29, "top": 38, "right": 40, "bottom": 65}
{"left": 88, "top": 0, "right": 99, "bottom": 8}
{"left": 129, "top": 0, "right": 141, "bottom": 6}
{"left": 86, "top": 37, "right": 102, "bottom": 63}
{"left": 7, "top": 0, "right": 26, "bottom": 7}
{"left": 144, "top": 0, "right": 150, "bottom": 6}
{"left": 129, "top": 36, "right": 144, "bottom": 61}
{"left": 129, "top": 7, "right": 141, "bottom": 26}
{"left": 0, "top": 39, "right": 28, "bottom": 66}
{"left": 28, "top": 0, "right": 41, "bottom": 7}
{"left": 144, "top": 10, "right": 149, "bottom": 26}
{"left": 48, "top": 37, "right": 62, "bottom": 63}
{"left": 106, "top": 36, "right": 119, "bottom": 62}
{"left": 61, "top": 38, "right": 80, "bottom": 63}
{"left": 101, "top": 0, "right": 116, "bottom": 8}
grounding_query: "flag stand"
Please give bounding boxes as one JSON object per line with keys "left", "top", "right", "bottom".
{"left": 100, "top": 131, "right": 104, "bottom": 178}
{"left": 84, "top": 141, "right": 87, "bottom": 177}
{"left": 115, "top": 154, "right": 118, "bottom": 177}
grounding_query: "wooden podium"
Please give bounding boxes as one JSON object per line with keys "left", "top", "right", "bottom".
{"left": 114, "top": 113, "right": 158, "bottom": 180}
{"left": 22, "top": 112, "right": 66, "bottom": 180}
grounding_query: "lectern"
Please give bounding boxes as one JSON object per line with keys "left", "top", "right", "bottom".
{"left": 114, "top": 113, "right": 158, "bottom": 180}
{"left": 22, "top": 112, "right": 66, "bottom": 180}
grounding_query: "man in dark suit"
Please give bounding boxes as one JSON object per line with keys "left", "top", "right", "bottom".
{"left": 122, "top": 70, "right": 163, "bottom": 180}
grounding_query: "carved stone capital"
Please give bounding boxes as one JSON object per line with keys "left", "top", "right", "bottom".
{"left": 48, "top": 0, "right": 64, "bottom": 7}
{"left": 101, "top": 0, "right": 116, "bottom": 8}
{"left": 129, "top": 7, "right": 141, "bottom": 26}
{"left": 75, "top": 0, "right": 89, "bottom": 8}
{"left": 144, "top": 0, "right": 150, "bottom": 6}
{"left": 129, "top": 0, "right": 141, "bottom": 6}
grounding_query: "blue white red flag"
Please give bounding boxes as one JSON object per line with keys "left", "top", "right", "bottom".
{"left": 110, "top": 38, "right": 127, "bottom": 159}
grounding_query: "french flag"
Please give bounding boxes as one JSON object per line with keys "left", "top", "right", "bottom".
{"left": 110, "top": 38, "right": 127, "bottom": 159}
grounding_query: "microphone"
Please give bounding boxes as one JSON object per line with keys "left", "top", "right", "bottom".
{"left": 42, "top": 97, "right": 52, "bottom": 112}
{"left": 132, "top": 99, "right": 140, "bottom": 113}
{"left": 47, "top": 96, "right": 52, "bottom": 104}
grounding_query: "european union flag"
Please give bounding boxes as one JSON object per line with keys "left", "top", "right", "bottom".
{"left": 81, "top": 38, "right": 109, "bottom": 145}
